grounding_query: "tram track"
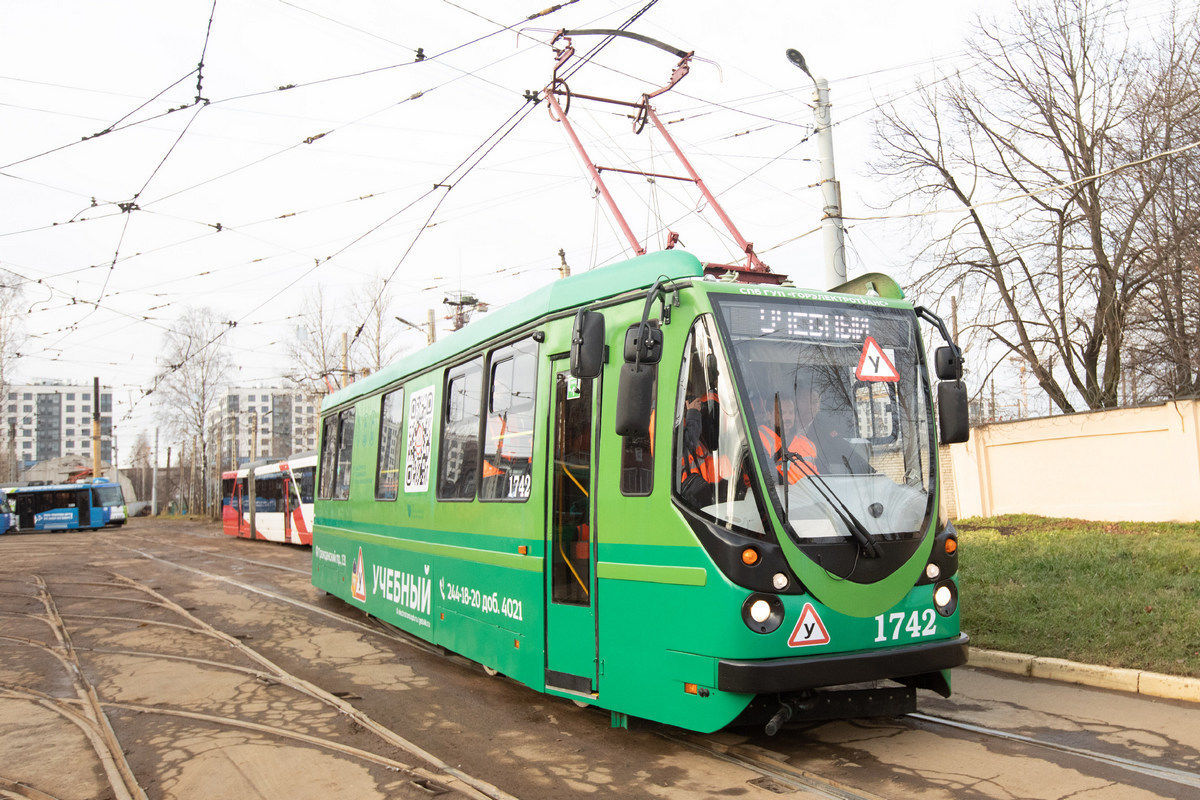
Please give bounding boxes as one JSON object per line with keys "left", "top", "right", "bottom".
{"left": 28, "top": 576, "right": 148, "bottom": 800}
{"left": 1, "top": 552, "right": 524, "bottom": 800}
{"left": 105, "top": 570, "right": 522, "bottom": 800}
{"left": 121, "top": 531, "right": 311, "bottom": 576}
{"left": 906, "top": 712, "right": 1200, "bottom": 791}
{"left": 661, "top": 731, "right": 883, "bottom": 800}
{"left": 110, "top": 528, "right": 1200, "bottom": 798}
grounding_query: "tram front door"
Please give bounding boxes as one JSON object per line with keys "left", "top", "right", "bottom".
{"left": 544, "top": 361, "right": 599, "bottom": 697}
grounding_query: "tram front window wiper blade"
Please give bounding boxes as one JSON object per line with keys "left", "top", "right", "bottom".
{"left": 782, "top": 449, "right": 882, "bottom": 559}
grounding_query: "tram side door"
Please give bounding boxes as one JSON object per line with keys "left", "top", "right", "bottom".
{"left": 544, "top": 360, "right": 599, "bottom": 697}
{"left": 282, "top": 474, "right": 293, "bottom": 541}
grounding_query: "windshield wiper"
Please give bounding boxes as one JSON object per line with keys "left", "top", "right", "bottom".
{"left": 781, "top": 449, "right": 882, "bottom": 559}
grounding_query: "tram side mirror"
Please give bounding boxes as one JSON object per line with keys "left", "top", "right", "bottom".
{"left": 570, "top": 309, "right": 606, "bottom": 379}
{"left": 937, "top": 380, "right": 970, "bottom": 444}
{"left": 616, "top": 363, "right": 656, "bottom": 436}
{"left": 935, "top": 345, "right": 964, "bottom": 381}
{"left": 624, "top": 321, "right": 662, "bottom": 364}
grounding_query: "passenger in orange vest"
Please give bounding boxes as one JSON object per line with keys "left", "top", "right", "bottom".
{"left": 679, "top": 391, "right": 727, "bottom": 488}
{"left": 755, "top": 391, "right": 821, "bottom": 484}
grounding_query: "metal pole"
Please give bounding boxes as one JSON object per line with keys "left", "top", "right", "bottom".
{"left": 544, "top": 88, "right": 646, "bottom": 257}
{"left": 427, "top": 309, "right": 437, "bottom": 344}
{"left": 812, "top": 78, "right": 847, "bottom": 288}
{"left": 151, "top": 428, "right": 158, "bottom": 516}
{"left": 91, "top": 377, "right": 102, "bottom": 479}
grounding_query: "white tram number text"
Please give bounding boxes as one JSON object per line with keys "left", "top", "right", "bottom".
{"left": 874, "top": 609, "right": 937, "bottom": 643}
{"left": 444, "top": 582, "right": 524, "bottom": 622}
{"left": 508, "top": 473, "right": 531, "bottom": 499}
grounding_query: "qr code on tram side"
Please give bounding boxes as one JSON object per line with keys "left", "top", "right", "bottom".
{"left": 404, "top": 386, "right": 435, "bottom": 493}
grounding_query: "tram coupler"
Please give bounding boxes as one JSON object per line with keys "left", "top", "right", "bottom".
{"left": 764, "top": 702, "right": 794, "bottom": 736}
{"left": 737, "top": 685, "right": 919, "bottom": 734}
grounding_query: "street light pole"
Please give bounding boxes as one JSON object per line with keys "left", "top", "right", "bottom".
{"left": 786, "top": 49, "right": 847, "bottom": 289}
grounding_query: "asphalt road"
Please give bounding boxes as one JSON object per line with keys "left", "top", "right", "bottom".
{"left": 1, "top": 519, "right": 1198, "bottom": 800}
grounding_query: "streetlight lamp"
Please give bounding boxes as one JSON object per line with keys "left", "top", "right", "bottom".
{"left": 786, "top": 49, "right": 847, "bottom": 288}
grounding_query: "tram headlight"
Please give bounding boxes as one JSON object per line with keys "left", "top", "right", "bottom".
{"left": 741, "top": 593, "right": 784, "bottom": 634}
{"left": 933, "top": 580, "right": 958, "bottom": 617}
{"left": 925, "top": 563, "right": 941, "bottom": 581}
{"left": 771, "top": 572, "right": 789, "bottom": 591}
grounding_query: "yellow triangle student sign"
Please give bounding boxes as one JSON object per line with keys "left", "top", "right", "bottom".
{"left": 351, "top": 546, "right": 367, "bottom": 602}
{"left": 787, "top": 603, "right": 831, "bottom": 647}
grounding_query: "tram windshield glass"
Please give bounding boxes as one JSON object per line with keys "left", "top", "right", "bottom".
{"left": 711, "top": 295, "right": 936, "bottom": 545}
{"left": 93, "top": 484, "right": 124, "bottom": 507}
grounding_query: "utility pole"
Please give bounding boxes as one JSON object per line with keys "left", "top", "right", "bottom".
{"left": 444, "top": 292, "right": 487, "bottom": 331}
{"left": 558, "top": 248, "right": 571, "bottom": 279}
{"left": 250, "top": 411, "right": 258, "bottom": 462}
{"left": 151, "top": 428, "right": 159, "bottom": 516}
{"left": 786, "top": 49, "right": 846, "bottom": 288}
{"left": 91, "top": 376, "right": 102, "bottom": 480}
{"left": 950, "top": 296, "right": 959, "bottom": 343}
{"left": 6, "top": 420, "right": 15, "bottom": 482}
{"left": 427, "top": 308, "right": 437, "bottom": 343}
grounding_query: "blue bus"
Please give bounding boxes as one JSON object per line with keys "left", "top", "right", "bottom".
{"left": 1, "top": 484, "right": 112, "bottom": 532}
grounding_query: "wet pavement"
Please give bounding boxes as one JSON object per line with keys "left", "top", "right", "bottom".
{"left": 1, "top": 519, "right": 1198, "bottom": 799}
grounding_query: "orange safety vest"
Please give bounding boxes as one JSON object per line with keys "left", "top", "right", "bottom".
{"left": 679, "top": 441, "right": 733, "bottom": 485}
{"left": 758, "top": 426, "right": 819, "bottom": 484}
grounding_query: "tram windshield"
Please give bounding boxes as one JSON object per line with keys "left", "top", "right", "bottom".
{"left": 711, "top": 295, "right": 936, "bottom": 545}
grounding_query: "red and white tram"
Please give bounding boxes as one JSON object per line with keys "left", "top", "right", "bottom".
{"left": 220, "top": 453, "right": 316, "bottom": 545}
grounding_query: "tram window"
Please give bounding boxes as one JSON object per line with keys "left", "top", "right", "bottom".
{"left": 437, "top": 359, "right": 483, "bottom": 500}
{"left": 332, "top": 408, "right": 355, "bottom": 500}
{"left": 221, "top": 479, "right": 234, "bottom": 508}
{"left": 294, "top": 467, "right": 315, "bottom": 503}
{"left": 620, "top": 374, "right": 656, "bottom": 496}
{"left": 480, "top": 340, "right": 537, "bottom": 501}
{"left": 620, "top": 435, "right": 654, "bottom": 496}
{"left": 257, "top": 475, "right": 283, "bottom": 512}
{"left": 551, "top": 371, "right": 593, "bottom": 605}
{"left": 238, "top": 478, "right": 247, "bottom": 511}
{"left": 375, "top": 388, "right": 404, "bottom": 501}
{"left": 318, "top": 415, "right": 338, "bottom": 499}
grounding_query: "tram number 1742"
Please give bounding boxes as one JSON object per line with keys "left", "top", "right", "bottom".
{"left": 874, "top": 610, "right": 939, "bottom": 643}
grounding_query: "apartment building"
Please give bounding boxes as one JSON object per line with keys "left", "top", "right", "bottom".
{"left": 3, "top": 382, "right": 114, "bottom": 470}
{"left": 209, "top": 387, "right": 320, "bottom": 468}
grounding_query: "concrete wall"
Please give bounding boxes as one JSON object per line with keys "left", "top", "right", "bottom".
{"left": 945, "top": 399, "right": 1200, "bottom": 522}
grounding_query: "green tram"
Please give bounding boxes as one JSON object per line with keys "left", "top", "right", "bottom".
{"left": 311, "top": 249, "right": 971, "bottom": 733}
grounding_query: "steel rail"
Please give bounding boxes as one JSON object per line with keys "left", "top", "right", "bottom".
{"left": 658, "top": 731, "right": 883, "bottom": 800}
{"left": 31, "top": 578, "right": 147, "bottom": 800}
{"left": 108, "top": 568, "right": 520, "bottom": 800}
{"left": 908, "top": 712, "right": 1200, "bottom": 790}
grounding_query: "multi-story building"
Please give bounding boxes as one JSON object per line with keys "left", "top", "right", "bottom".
{"left": 209, "top": 387, "right": 320, "bottom": 469}
{"left": 2, "top": 382, "right": 114, "bottom": 471}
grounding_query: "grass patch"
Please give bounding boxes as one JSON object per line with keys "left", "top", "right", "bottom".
{"left": 957, "top": 514, "right": 1200, "bottom": 677}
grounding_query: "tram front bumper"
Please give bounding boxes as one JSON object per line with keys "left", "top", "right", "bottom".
{"left": 716, "top": 633, "right": 970, "bottom": 694}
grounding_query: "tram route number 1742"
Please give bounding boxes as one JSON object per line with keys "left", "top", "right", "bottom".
{"left": 874, "top": 609, "right": 937, "bottom": 643}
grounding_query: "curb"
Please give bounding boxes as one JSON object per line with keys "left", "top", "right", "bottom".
{"left": 967, "top": 647, "right": 1200, "bottom": 703}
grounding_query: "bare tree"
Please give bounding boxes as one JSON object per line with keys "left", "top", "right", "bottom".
{"left": 350, "top": 276, "right": 404, "bottom": 375}
{"left": 873, "top": 0, "right": 1197, "bottom": 411}
{"left": 129, "top": 430, "right": 152, "bottom": 502}
{"left": 0, "top": 272, "right": 26, "bottom": 480}
{"left": 156, "top": 307, "right": 231, "bottom": 516}
{"left": 285, "top": 287, "right": 344, "bottom": 398}
{"left": 1122, "top": 16, "right": 1200, "bottom": 401}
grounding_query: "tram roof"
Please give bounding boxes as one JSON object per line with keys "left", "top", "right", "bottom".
{"left": 322, "top": 249, "right": 705, "bottom": 411}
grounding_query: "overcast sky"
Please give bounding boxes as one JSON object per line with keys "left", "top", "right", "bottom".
{"left": 7, "top": 0, "right": 1171, "bottom": 459}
